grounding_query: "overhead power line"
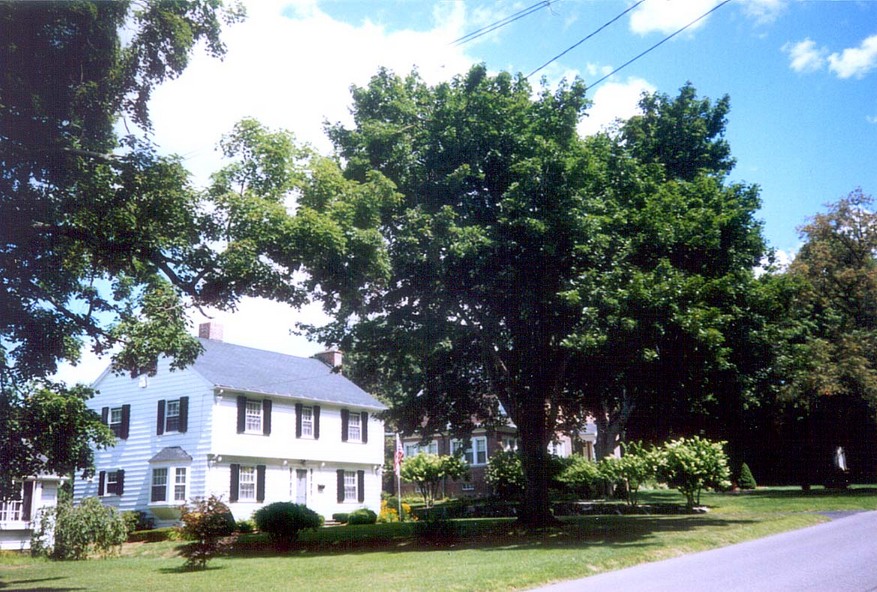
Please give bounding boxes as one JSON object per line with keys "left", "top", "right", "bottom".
{"left": 526, "top": 0, "right": 647, "bottom": 79}
{"left": 588, "top": 0, "right": 734, "bottom": 90}
{"left": 452, "top": 1, "right": 554, "bottom": 47}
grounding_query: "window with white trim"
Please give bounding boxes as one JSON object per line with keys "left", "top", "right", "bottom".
{"left": 174, "top": 468, "right": 187, "bottom": 502}
{"left": 461, "top": 482, "right": 476, "bottom": 491}
{"left": 165, "top": 400, "right": 181, "bottom": 433}
{"left": 109, "top": 407, "right": 123, "bottom": 437}
{"left": 245, "top": 400, "right": 262, "bottom": 433}
{"left": 503, "top": 437, "right": 520, "bottom": 452}
{"left": 344, "top": 471, "right": 357, "bottom": 502}
{"left": 151, "top": 468, "right": 168, "bottom": 502}
{"left": 300, "top": 406, "right": 313, "bottom": 437}
{"left": 150, "top": 466, "right": 188, "bottom": 503}
{"left": 347, "top": 412, "right": 361, "bottom": 442}
{"left": 405, "top": 440, "right": 439, "bottom": 457}
{"left": 451, "top": 437, "right": 488, "bottom": 465}
{"left": 239, "top": 466, "right": 256, "bottom": 501}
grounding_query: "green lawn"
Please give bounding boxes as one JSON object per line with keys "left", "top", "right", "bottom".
{"left": 3, "top": 486, "right": 876, "bottom": 592}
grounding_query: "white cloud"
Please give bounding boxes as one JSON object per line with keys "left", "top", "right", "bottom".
{"left": 782, "top": 38, "right": 827, "bottom": 73}
{"left": 629, "top": 0, "right": 721, "bottom": 36}
{"left": 828, "top": 34, "right": 877, "bottom": 79}
{"left": 148, "top": 0, "right": 473, "bottom": 186}
{"left": 578, "top": 76, "right": 656, "bottom": 136}
{"left": 741, "top": 0, "right": 788, "bottom": 25}
{"left": 867, "top": 115, "right": 877, "bottom": 124}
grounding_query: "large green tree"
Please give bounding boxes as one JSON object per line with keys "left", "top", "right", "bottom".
{"left": 294, "top": 68, "right": 766, "bottom": 525}
{"left": 0, "top": 0, "right": 244, "bottom": 498}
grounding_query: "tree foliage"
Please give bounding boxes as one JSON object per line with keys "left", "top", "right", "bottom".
{"left": 178, "top": 495, "right": 236, "bottom": 569}
{"left": 0, "top": 1, "right": 245, "bottom": 496}
{"left": 657, "top": 436, "right": 731, "bottom": 509}
{"left": 400, "top": 453, "right": 469, "bottom": 507}
{"left": 297, "top": 66, "right": 765, "bottom": 525}
{"left": 598, "top": 442, "right": 658, "bottom": 506}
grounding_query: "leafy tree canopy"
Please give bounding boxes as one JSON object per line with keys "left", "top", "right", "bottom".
{"left": 295, "top": 66, "right": 766, "bottom": 525}
{"left": 0, "top": 0, "right": 244, "bottom": 497}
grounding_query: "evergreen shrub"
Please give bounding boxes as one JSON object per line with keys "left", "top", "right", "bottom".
{"left": 253, "top": 502, "right": 322, "bottom": 546}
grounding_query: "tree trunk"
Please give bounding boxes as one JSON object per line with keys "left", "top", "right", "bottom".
{"left": 594, "top": 392, "right": 635, "bottom": 460}
{"left": 513, "top": 397, "right": 560, "bottom": 527}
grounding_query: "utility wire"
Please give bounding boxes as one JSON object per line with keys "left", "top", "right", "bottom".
{"left": 526, "top": 0, "right": 647, "bottom": 79}
{"left": 452, "top": 1, "right": 554, "bottom": 46}
{"left": 588, "top": 0, "right": 733, "bottom": 89}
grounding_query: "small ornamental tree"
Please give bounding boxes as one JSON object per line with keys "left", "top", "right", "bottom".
{"left": 485, "top": 452, "right": 525, "bottom": 499}
{"left": 658, "top": 437, "right": 732, "bottom": 509}
{"left": 400, "top": 453, "right": 469, "bottom": 508}
{"left": 598, "top": 441, "right": 658, "bottom": 506}
{"left": 178, "top": 495, "right": 236, "bottom": 570}
{"left": 252, "top": 502, "right": 322, "bottom": 548}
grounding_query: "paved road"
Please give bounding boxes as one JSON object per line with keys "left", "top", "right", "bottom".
{"left": 531, "top": 511, "right": 877, "bottom": 592}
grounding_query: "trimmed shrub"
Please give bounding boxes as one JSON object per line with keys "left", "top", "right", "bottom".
{"left": 413, "top": 516, "right": 459, "bottom": 544}
{"left": 485, "top": 451, "right": 525, "bottom": 499}
{"left": 178, "top": 495, "right": 236, "bottom": 570}
{"left": 332, "top": 512, "right": 350, "bottom": 524}
{"left": 253, "top": 502, "right": 322, "bottom": 547}
{"left": 347, "top": 508, "right": 377, "bottom": 525}
{"left": 31, "top": 498, "right": 128, "bottom": 560}
{"left": 556, "top": 456, "right": 601, "bottom": 499}
{"left": 737, "top": 462, "right": 757, "bottom": 490}
{"left": 122, "top": 511, "right": 154, "bottom": 535}
{"left": 236, "top": 519, "right": 256, "bottom": 533}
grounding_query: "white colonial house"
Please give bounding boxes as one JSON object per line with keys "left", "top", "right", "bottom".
{"left": 73, "top": 323, "right": 386, "bottom": 524}
{"left": 0, "top": 475, "right": 65, "bottom": 550}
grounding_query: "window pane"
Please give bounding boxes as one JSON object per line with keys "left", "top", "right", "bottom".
{"left": 348, "top": 413, "right": 360, "bottom": 441}
{"left": 301, "top": 406, "right": 313, "bottom": 437}
{"left": 110, "top": 407, "right": 123, "bottom": 437}
{"left": 151, "top": 468, "right": 167, "bottom": 502}
{"left": 166, "top": 400, "right": 180, "bottom": 432}
{"left": 174, "top": 468, "right": 187, "bottom": 501}
{"left": 344, "top": 471, "right": 356, "bottom": 501}
{"left": 245, "top": 401, "right": 262, "bottom": 433}
{"left": 475, "top": 438, "right": 487, "bottom": 465}
{"left": 239, "top": 466, "right": 255, "bottom": 500}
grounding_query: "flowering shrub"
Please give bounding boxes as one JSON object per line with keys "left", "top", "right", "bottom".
{"left": 658, "top": 436, "right": 731, "bottom": 509}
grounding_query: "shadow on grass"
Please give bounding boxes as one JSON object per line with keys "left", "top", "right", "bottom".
{"left": 0, "top": 575, "right": 85, "bottom": 591}
{"left": 156, "top": 564, "right": 228, "bottom": 575}
{"left": 221, "top": 514, "right": 754, "bottom": 560}
{"left": 736, "top": 486, "right": 877, "bottom": 499}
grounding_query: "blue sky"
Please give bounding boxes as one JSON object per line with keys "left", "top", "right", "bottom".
{"left": 58, "top": 0, "right": 877, "bottom": 383}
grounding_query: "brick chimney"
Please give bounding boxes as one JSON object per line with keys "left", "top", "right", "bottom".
{"left": 314, "top": 349, "right": 343, "bottom": 370}
{"left": 198, "top": 322, "right": 224, "bottom": 342}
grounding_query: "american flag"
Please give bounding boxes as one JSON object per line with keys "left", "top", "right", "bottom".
{"left": 394, "top": 434, "right": 405, "bottom": 477}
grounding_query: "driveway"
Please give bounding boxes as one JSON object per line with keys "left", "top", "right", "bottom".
{"left": 530, "top": 510, "right": 877, "bottom": 592}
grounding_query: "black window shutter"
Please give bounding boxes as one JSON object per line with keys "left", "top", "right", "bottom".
{"left": 98, "top": 471, "right": 106, "bottom": 496}
{"left": 117, "top": 469, "right": 125, "bottom": 495}
{"left": 295, "top": 403, "right": 303, "bottom": 438}
{"left": 120, "top": 405, "right": 131, "bottom": 439}
{"left": 256, "top": 465, "right": 266, "bottom": 502}
{"left": 22, "top": 481, "right": 34, "bottom": 521}
{"left": 313, "top": 406, "right": 321, "bottom": 440}
{"left": 361, "top": 412, "right": 369, "bottom": 444}
{"left": 101, "top": 407, "right": 109, "bottom": 425}
{"left": 336, "top": 469, "right": 345, "bottom": 503}
{"left": 156, "top": 400, "right": 165, "bottom": 435}
{"left": 340, "top": 409, "right": 349, "bottom": 442}
{"left": 357, "top": 470, "right": 365, "bottom": 503}
{"left": 262, "top": 400, "right": 272, "bottom": 436}
{"left": 229, "top": 464, "right": 240, "bottom": 502}
{"left": 236, "top": 396, "right": 246, "bottom": 433}
{"left": 179, "top": 397, "right": 189, "bottom": 433}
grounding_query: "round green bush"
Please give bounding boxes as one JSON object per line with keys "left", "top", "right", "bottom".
{"left": 252, "top": 502, "right": 322, "bottom": 545}
{"left": 346, "top": 508, "right": 377, "bottom": 525}
{"left": 332, "top": 512, "right": 350, "bottom": 524}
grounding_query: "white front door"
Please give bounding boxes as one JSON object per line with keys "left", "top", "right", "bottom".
{"left": 295, "top": 469, "right": 308, "bottom": 505}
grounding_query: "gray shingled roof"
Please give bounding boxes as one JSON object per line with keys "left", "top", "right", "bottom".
{"left": 149, "top": 446, "right": 192, "bottom": 463}
{"left": 192, "top": 338, "right": 386, "bottom": 410}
